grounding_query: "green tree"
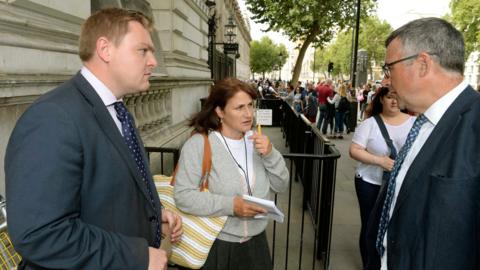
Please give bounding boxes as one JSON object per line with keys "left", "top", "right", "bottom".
{"left": 250, "top": 37, "right": 289, "bottom": 79}
{"left": 274, "top": 44, "right": 289, "bottom": 70}
{"left": 449, "top": 0, "right": 480, "bottom": 57}
{"left": 313, "top": 15, "right": 392, "bottom": 80}
{"left": 357, "top": 16, "right": 392, "bottom": 77}
{"left": 246, "top": 0, "right": 376, "bottom": 85}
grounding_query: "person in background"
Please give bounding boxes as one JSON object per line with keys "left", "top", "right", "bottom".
{"left": 304, "top": 82, "right": 318, "bottom": 123}
{"left": 327, "top": 84, "right": 348, "bottom": 138}
{"left": 174, "top": 77, "right": 289, "bottom": 270}
{"left": 5, "top": 8, "right": 182, "bottom": 270}
{"left": 293, "top": 84, "right": 303, "bottom": 113}
{"left": 281, "top": 83, "right": 295, "bottom": 106}
{"left": 316, "top": 79, "right": 334, "bottom": 134}
{"left": 349, "top": 86, "right": 415, "bottom": 269}
{"left": 359, "top": 83, "right": 371, "bottom": 120}
{"left": 366, "top": 18, "right": 480, "bottom": 270}
{"left": 344, "top": 82, "right": 356, "bottom": 133}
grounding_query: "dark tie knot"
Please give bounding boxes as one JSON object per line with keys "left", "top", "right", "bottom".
{"left": 113, "top": 102, "right": 128, "bottom": 122}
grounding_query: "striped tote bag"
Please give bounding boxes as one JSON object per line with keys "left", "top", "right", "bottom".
{"left": 154, "top": 133, "right": 227, "bottom": 269}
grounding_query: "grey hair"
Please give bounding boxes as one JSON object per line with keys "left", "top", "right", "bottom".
{"left": 385, "top": 17, "right": 464, "bottom": 74}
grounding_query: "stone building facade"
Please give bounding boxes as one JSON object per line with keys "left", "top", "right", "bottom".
{"left": 464, "top": 51, "right": 480, "bottom": 90}
{"left": 0, "top": 0, "right": 251, "bottom": 196}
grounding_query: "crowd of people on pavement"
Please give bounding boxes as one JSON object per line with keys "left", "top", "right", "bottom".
{"left": 251, "top": 77, "right": 387, "bottom": 140}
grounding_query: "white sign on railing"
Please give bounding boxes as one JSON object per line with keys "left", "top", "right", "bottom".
{"left": 256, "top": 109, "right": 272, "bottom": 126}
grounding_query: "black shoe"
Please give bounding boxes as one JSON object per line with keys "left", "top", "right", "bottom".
{"left": 338, "top": 135, "right": 344, "bottom": 139}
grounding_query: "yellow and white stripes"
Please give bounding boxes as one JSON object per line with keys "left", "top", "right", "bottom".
{"left": 154, "top": 175, "right": 227, "bottom": 269}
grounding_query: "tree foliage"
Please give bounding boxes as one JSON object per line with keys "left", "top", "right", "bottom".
{"left": 312, "top": 31, "right": 352, "bottom": 78}
{"left": 449, "top": 0, "right": 480, "bottom": 56}
{"left": 312, "top": 15, "right": 392, "bottom": 79}
{"left": 250, "top": 36, "right": 289, "bottom": 78}
{"left": 246, "top": 0, "right": 376, "bottom": 85}
{"left": 357, "top": 16, "right": 392, "bottom": 67}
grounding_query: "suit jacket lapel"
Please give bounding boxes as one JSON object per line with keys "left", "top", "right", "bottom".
{"left": 72, "top": 73, "right": 157, "bottom": 208}
{"left": 393, "top": 86, "right": 478, "bottom": 214}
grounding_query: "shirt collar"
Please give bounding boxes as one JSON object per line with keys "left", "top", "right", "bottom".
{"left": 80, "top": 66, "right": 121, "bottom": 106}
{"left": 423, "top": 80, "right": 468, "bottom": 125}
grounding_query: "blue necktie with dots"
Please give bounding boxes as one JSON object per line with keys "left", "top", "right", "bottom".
{"left": 114, "top": 101, "right": 161, "bottom": 248}
{"left": 376, "top": 114, "right": 428, "bottom": 256}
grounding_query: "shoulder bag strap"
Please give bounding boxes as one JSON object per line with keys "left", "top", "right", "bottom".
{"left": 199, "top": 133, "right": 212, "bottom": 191}
{"left": 170, "top": 132, "right": 212, "bottom": 191}
{"left": 373, "top": 115, "right": 397, "bottom": 159}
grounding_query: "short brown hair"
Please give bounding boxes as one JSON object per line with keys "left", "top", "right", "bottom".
{"left": 79, "top": 8, "right": 153, "bottom": 61}
{"left": 190, "top": 78, "right": 257, "bottom": 133}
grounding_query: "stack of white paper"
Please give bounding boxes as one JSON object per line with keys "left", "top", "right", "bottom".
{"left": 242, "top": 195, "right": 284, "bottom": 223}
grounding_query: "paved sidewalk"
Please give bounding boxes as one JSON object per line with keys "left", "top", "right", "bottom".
{"left": 327, "top": 132, "right": 362, "bottom": 270}
{"left": 262, "top": 127, "right": 361, "bottom": 270}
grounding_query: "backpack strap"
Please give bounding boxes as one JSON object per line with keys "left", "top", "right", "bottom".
{"left": 170, "top": 132, "right": 212, "bottom": 191}
{"left": 373, "top": 115, "right": 397, "bottom": 159}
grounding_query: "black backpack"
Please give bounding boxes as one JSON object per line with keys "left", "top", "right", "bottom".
{"left": 337, "top": 96, "right": 349, "bottom": 112}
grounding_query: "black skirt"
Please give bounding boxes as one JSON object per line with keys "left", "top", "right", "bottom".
{"left": 177, "top": 231, "right": 272, "bottom": 270}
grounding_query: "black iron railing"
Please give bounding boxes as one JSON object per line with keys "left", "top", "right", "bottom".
{"left": 271, "top": 103, "right": 340, "bottom": 270}
{"left": 146, "top": 101, "right": 341, "bottom": 270}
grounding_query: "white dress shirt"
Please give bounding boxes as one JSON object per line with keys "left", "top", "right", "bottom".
{"left": 380, "top": 80, "right": 469, "bottom": 269}
{"left": 80, "top": 66, "right": 124, "bottom": 135}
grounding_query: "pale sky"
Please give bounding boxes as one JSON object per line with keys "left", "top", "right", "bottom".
{"left": 237, "top": 0, "right": 451, "bottom": 46}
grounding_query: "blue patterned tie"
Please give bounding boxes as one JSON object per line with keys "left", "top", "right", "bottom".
{"left": 376, "top": 114, "right": 428, "bottom": 256}
{"left": 114, "top": 101, "right": 161, "bottom": 248}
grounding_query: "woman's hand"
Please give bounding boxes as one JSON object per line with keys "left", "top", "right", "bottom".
{"left": 233, "top": 196, "right": 266, "bottom": 217}
{"left": 350, "top": 143, "right": 394, "bottom": 171}
{"left": 249, "top": 132, "right": 272, "bottom": 156}
{"left": 375, "top": 155, "right": 394, "bottom": 171}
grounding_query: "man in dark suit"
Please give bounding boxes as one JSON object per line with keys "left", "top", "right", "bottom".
{"left": 365, "top": 18, "right": 480, "bottom": 270}
{"left": 5, "top": 8, "right": 182, "bottom": 270}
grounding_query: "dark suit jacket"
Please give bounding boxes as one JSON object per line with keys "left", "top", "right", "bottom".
{"left": 365, "top": 86, "right": 480, "bottom": 270}
{"left": 5, "top": 73, "right": 162, "bottom": 269}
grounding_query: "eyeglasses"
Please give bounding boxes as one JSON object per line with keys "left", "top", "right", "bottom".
{"left": 382, "top": 52, "right": 438, "bottom": 79}
{"left": 381, "top": 54, "right": 419, "bottom": 79}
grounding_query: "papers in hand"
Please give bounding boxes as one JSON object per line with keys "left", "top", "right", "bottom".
{"left": 243, "top": 195, "right": 284, "bottom": 223}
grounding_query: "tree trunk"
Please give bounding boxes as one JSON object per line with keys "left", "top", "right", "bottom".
{"left": 291, "top": 24, "right": 320, "bottom": 86}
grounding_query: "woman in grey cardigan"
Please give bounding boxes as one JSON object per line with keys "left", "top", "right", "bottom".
{"left": 174, "top": 78, "right": 289, "bottom": 270}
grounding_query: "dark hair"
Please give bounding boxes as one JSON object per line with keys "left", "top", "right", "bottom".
{"left": 385, "top": 17, "right": 464, "bottom": 74}
{"left": 190, "top": 77, "right": 257, "bottom": 133}
{"left": 364, "top": 86, "right": 390, "bottom": 118}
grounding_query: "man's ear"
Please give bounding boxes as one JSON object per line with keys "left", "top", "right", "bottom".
{"left": 418, "top": 52, "right": 431, "bottom": 78}
{"left": 96, "top": 37, "right": 111, "bottom": 62}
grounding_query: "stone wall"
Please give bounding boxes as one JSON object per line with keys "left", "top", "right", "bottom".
{"left": 0, "top": 0, "right": 251, "bottom": 195}
{"left": 0, "top": 1, "right": 85, "bottom": 196}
